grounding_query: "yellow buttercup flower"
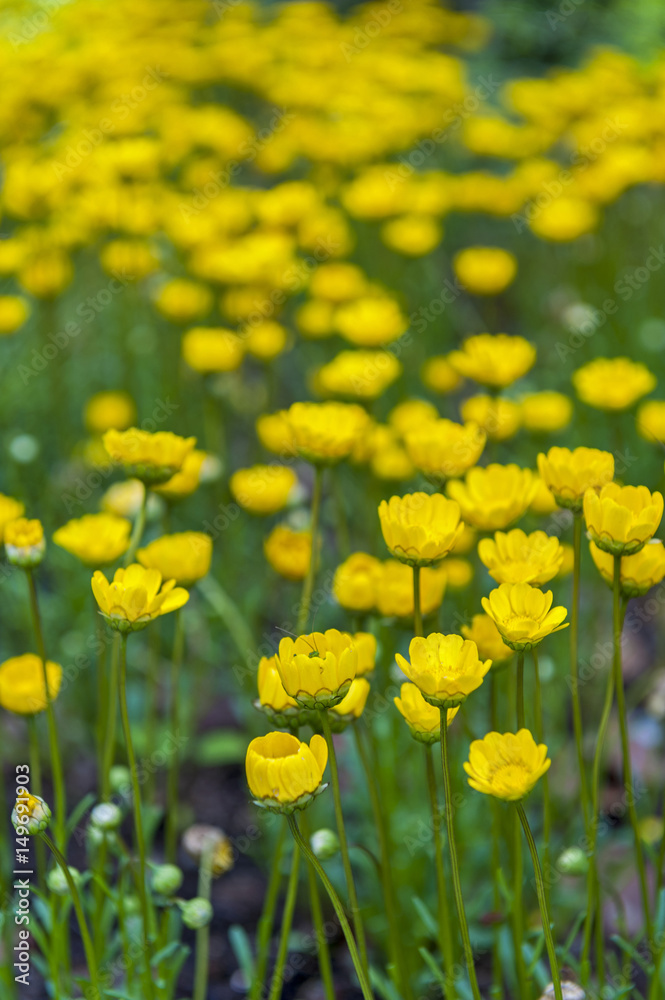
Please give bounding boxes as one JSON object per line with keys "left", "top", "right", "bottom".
{"left": 5, "top": 518, "right": 45, "bottom": 568}
{"left": 103, "top": 429, "right": 196, "bottom": 485}
{"left": 296, "top": 299, "right": 335, "bottom": 339}
{"left": 245, "top": 321, "right": 288, "bottom": 362}
{"left": 182, "top": 327, "right": 244, "bottom": 373}
{"left": 230, "top": 465, "right": 298, "bottom": 515}
{"left": 102, "top": 480, "right": 157, "bottom": 518}
{"left": 84, "top": 392, "right": 137, "bottom": 434}
{"left": 0, "top": 654, "right": 62, "bottom": 715}
{"left": 333, "top": 553, "right": 383, "bottom": 612}
{"left": 0, "top": 295, "right": 30, "bottom": 335}
{"left": 421, "top": 356, "right": 462, "bottom": 394}
{"left": 521, "top": 392, "right": 572, "bottom": 434}
{"left": 377, "top": 561, "right": 446, "bottom": 619}
{"left": 381, "top": 215, "right": 442, "bottom": 256}
{"left": 309, "top": 262, "right": 368, "bottom": 302}
{"left": 388, "top": 400, "right": 438, "bottom": 438}
{"left": 255, "top": 655, "right": 307, "bottom": 728}
{"left": 537, "top": 446, "right": 614, "bottom": 513}
{"left": 0, "top": 495, "right": 25, "bottom": 541}
{"left": 583, "top": 483, "right": 663, "bottom": 556}
{"left": 447, "top": 464, "right": 537, "bottom": 531}
{"left": 453, "top": 247, "right": 517, "bottom": 296}
{"left": 264, "top": 525, "right": 311, "bottom": 581}
{"left": 154, "top": 279, "right": 213, "bottom": 323}
{"left": 394, "top": 683, "right": 459, "bottom": 744}
{"left": 461, "top": 614, "right": 513, "bottom": 666}
{"left": 478, "top": 529, "right": 564, "bottom": 585}
{"left": 482, "top": 583, "right": 568, "bottom": 651}
{"left": 314, "top": 350, "right": 402, "bottom": 400}
{"left": 573, "top": 357, "right": 656, "bottom": 411}
{"left": 460, "top": 394, "right": 521, "bottom": 442}
{"left": 92, "top": 564, "right": 189, "bottom": 633}
{"left": 137, "top": 532, "right": 212, "bottom": 586}
{"left": 405, "top": 418, "right": 486, "bottom": 484}
{"left": 449, "top": 334, "right": 536, "bottom": 389}
{"left": 529, "top": 197, "right": 597, "bottom": 242}
{"left": 396, "top": 633, "right": 491, "bottom": 709}
{"left": 329, "top": 678, "right": 371, "bottom": 728}
{"left": 637, "top": 400, "right": 665, "bottom": 444}
{"left": 334, "top": 296, "right": 407, "bottom": 347}
{"left": 246, "top": 732, "right": 328, "bottom": 812}
{"left": 353, "top": 632, "right": 377, "bottom": 677}
{"left": 443, "top": 558, "right": 473, "bottom": 590}
{"left": 529, "top": 476, "right": 559, "bottom": 516}
{"left": 284, "top": 401, "right": 370, "bottom": 465}
{"left": 464, "top": 730, "right": 551, "bottom": 801}
{"left": 256, "top": 412, "right": 296, "bottom": 457}
{"left": 378, "top": 492, "right": 464, "bottom": 567}
{"left": 590, "top": 540, "right": 665, "bottom": 598}
{"left": 153, "top": 450, "right": 207, "bottom": 502}
{"left": 53, "top": 513, "right": 131, "bottom": 566}
{"left": 276, "top": 630, "right": 357, "bottom": 709}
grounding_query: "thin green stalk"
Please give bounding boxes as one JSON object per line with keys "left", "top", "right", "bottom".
{"left": 489, "top": 675, "right": 504, "bottom": 1000}
{"left": 101, "top": 634, "right": 120, "bottom": 800}
{"left": 439, "top": 714, "right": 482, "bottom": 1000}
{"left": 250, "top": 819, "right": 287, "bottom": 1000}
{"left": 297, "top": 465, "right": 323, "bottom": 634}
{"left": 413, "top": 566, "right": 423, "bottom": 639}
{"left": 532, "top": 647, "right": 551, "bottom": 910}
{"left": 288, "top": 814, "right": 374, "bottom": 1000}
{"left": 193, "top": 839, "right": 215, "bottom": 1000}
{"left": 425, "top": 745, "right": 456, "bottom": 999}
{"left": 117, "top": 634, "right": 156, "bottom": 1000}
{"left": 300, "top": 812, "right": 336, "bottom": 1000}
{"left": 267, "top": 842, "right": 301, "bottom": 1000}
{"left": 166, "top": 609, "right": 185, "bottom": 863}
{"left": 125, "top": 482, "right": 148, "bottom": 565}
{"left": 319, "top": 708, "right": 369, "bottom": 978}
{"left": 512, "top": 804, "right": 528, "bottom": 999}
{"left": 516, "top": 651, "right": 525, "bottom": 730}
{"left": 516, "top": 803, "right": 563, "bottom": 1000}
{"left": 570, "top": 514, "right": 590, "bottom": 831}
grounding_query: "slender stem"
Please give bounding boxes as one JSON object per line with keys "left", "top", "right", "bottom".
{"left": 193, "top": 839, "right": 215, "bottom": 1000}
{"left": 425, "top": 745, "right": 456, "bottom": 999}
{"left": 516, "top": 651, "right": 525, "bottom": 730}
{"left": 250, "top": 819, "right": 287, "bottom": 1000}
{"left": 166, "top": 609, "right": 185, "bottom": 863}
{"left": 101, "top": 634, "right": 120, "bottom": 800}
{"left": 413, "top": 566, "right": 423, "bottom": 638}
{"left": 570, "top": 514, "right": 590, "bottom": 831}
{"left": 612, "top": 553, "right": 652, "bottom": 940}
{"left": 512, "top": 805, "right": 527, "bottom": 999}
{"left": 288, "top": 814, "right": 374, "bottom": 1000}
{"left": 318, "top": 708, "right": 369, "bottom": 977}
{"left": 533, "top": 647, "right": 551, "bottom": 910}
{"left": 439, "top": 714, "right": 482, "bottom": 1000}
{"left": 516, "top": 803, "right": 563, "bottom": 1000}
{"left": 117, "top": 634, "right": 156, "bottom": 1000}
{"left": 267, "top": 842, "right": 301, "bottom": 1000}
{"left": 489, "top": 675, "right": 504, "bottom": 1000}
{"left": 297, "top": 465, "right": 323, "bottom": 634}
{"left": 300, "top": 812, "right": 336, "bottom": 1000}
{"left": 125, "top": 482, "right": 148, "bottom": 565}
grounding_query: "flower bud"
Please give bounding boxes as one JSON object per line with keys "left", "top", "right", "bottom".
{"left": 91, "top": 803, "right": 123, "bottom": 831}
{"left": 12, "top": 792, "right": 51, "bottom": 834}
{"left": 556, "top": 846, "right": 588, "bottom": 876}
{"left": 5, "top": 518, "right": 46, "bottom": 568}
{"left": 181, "top": 897, "right": 213, "bottom": 929}
{"left": 152, "top": 864, "right": 184, "bottom": 896}
{"left": 47, "top": 865, "right": 81, "bottom": 896}
{"left": 310, "top": 828, "right": 339, "bottom": 861}
{"left": 109, "top": 765, "right": 131, "bottom": 793}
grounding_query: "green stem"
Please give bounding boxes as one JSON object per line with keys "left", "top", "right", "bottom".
{"left": 413, "top": 566, "right": 423, "bottom": 639}
{"left": 300, "top": 812, "right": 336, "bottom": 1000}
{"left": 570, "top": 514, "right": 590, "bottom": 831}
{"left": 288, "top": 814, "right": 374, "bottom": 1000}
{"left": 533, "top": 647, "right": 551, "bottom": 910}
{"left": 101, "top": 634, "right": 120, "bottom": 800}
{"left": 250, "top": 819, "right": 287, "bottom": 1000}
{"left": 516, "top": 803, "right": 563, "bottom": 1000}
{"left": 267, "top": 842, "right": 301, "bottom": 1000}
{"left": 439, "top": 714, "right": 482, "bottom": 1000}
{"left": 516, "top": 651, "right": 525, "bottom": 730}
{"left": 489, "top": 675, "right": 504, "bottom": 1000}
{"left": 512, "top": 804, "right": 528, "bottom": 999}
{"left": 166, "top": 609, "right": 185, "bottom": 863}
{"left": 425, "top": 745, "right": 456, "bottom": 999}
{"left": 319, "top": 708, "right": 369, "bottom": 978}
{"left": 125, "top": 481, "right": 148, "bottom": 565}
{"left": 297, "top": 465, "right": 323, "bottom": 634}
{"left": 193, "top": 839, "right": 215, "bottom": 1000}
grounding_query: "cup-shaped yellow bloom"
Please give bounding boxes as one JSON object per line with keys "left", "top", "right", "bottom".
{"left": 637, "top": 400, "right": 665, "bottom": 445}
{"left": 230, "top": 465, "right": 298, "bottom": 515}
{"left": 153, "top": 450, "right": 207, "bottom": 502}
{"left": 245, "top": 321, "right": 288, "bottom": 362}
{"left": 103, "top": 429, "right": 196, "bottom": 485}
{"left": 246, "top": 732, "right": 328, "bottom": 813}
{"left": 388, "top": 399, "right": 438, "bottom": 438}
{"left": 0, "top": 654, "right": 62, "bottom": 715}
{"left": 529, "top": 476, "right": 559, "bottom": 515}
{"left": 154, "top": 279, "right": 212, "bottom": 323}
{"left": 276, "top": 629, "right": 357, "bottom": 709}
{"left": 256, "top": 412, "right": 297, "bottom": 456}
{"left": 182, "top": 327, "right": 244, "bottom": 373}
{"left": 138, "top": 532, "right": 212, "bottom": 586}
{"left": 333, "top": 552, "right": 383, "bottom": 612}
{"left": 421, "top": 356, "right": 462, "bottom": 394}
{"left": 584, "top": 483, "right": 664, "bottom": 556}
{"left": 314, "top": 350, "right": 402, "bottom": 400}
{"left": 284, "top": 401, "right": 370, "bottom": 464}
{"left": 394, "top": 683, "right": 459, "bottom": 744}
{"left": 461, "top": 614, "right": 513, "bottom": 667}
{"left": 329, "top": 678, "right": 371, "bottom": 730}
{"left": 449, "top": 334, "right": 536, "bottom": 389}
{"left": 53, "top": 513, "right": 131, "bottom": 567}
{"left": 264, "top": 525, "right": 311, "bottom": 581}
{"left": 464, "top": 730, "right": 551, "bottom": 801}
{"left": 482, "top": 583, "right": 569, "bottom": 651}
{"left": 521, "top": 392, "right": 572, "bottom": 434}
{"left": 395, "top": 633, "right": 491, "bottom": 709}
{"left": 334, "top": 296, "right": 407, "bottom": 347}
{"left": 447, "top": 464, "right": 537, "bottom": 531}
{"left": 378, "top": 493, "right": 464, "bottom": 567}
{"left": 353, "top": 632, "right": 377, "bottom": 676}
{"left": 460, "top": 395, "right": 521, "bottom": 442}
{"left": 589, "top": 540, "right": 665, "bottom": 598}
{"left": 537, "top": 446, "right": 614, "bottom": 512}
{"left": 573, "top": 357, "right": 656, "bottom": 411}
{"left": 0, "top": 494, "right": 25, "bottom": 541}
{"left": 405, "top": 418, "right": 486, "bottom": 484}
{"left": 84, "top": 391, "right": 136, "bottom": 434}
{"left": 0, "top": 295, "right": 30, "bottom": 334}
{"left": 478, "top": 529, "right": 564, "bottom": 585}
{"left": 453, "top": 247, "right": 517, "bottom": 296}
{"left": 92, "top": 564, "right": 189, "bottom": 633}
{"left": 377, "top": 561, "right": 446, "bottom": 618}
{"left": 255, "top": 655, "right": 311, "bottom": 728}
{"left": 5, "top": 518, "right": 45, "bottom": 568}
{"left": 381, "top": 214, "right": 442, "bottom": 256}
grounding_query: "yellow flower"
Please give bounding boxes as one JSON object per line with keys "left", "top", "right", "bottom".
{"left": 53, "top": 513, "right": 131, "bottom": 567}
{"left": 230, "top": 465, "right": 297, "bottom": 515}
{"left": 537, "top": 446, "right": 614, "bottom": 512}
{"left": 84, "top": 392, "right": 137, "bottom": 434}
{"left": 19, "top": 250, "right": 72, "bottom": 299}
{"left": 102, "top": 480, "right": 154, "bottom": 518}
{"left": 388, "top": 400, "right": 439, "bottom": 438}
{"left": 264, "top": 525, "right": 311, "bottom": 581}
{"left": 521, "top": 392, "right": 572, "bottom": 434}
{"left": 153, "top": 450, "right": 207, "bottom": 502}
{"left": 405, "top": 418, "right": 486, "bottom": 484}
{"left": 285, "top": 401, "right": 370, "bottom": 465}
{"left": 583, "top": 483, "right": 663, "bottom": 556}
{"left": 314, "top": 350, "right": 402, "bottom": 400}
{"left": 246, "top": 732, "right": 328, "bottom": 812}
{"left": 99, "top": 239, "right": 158, "bottom": 280}
{"left": 256, "top": 412, "right": 296, "bottom": 457}
{"left": 255, "top": 655, "right": 307, "bottom": 728}
{"left": 443, "top": 558, "right": 473, "bottom": 590}
{"left": 447, "top": 464, "right": 537, "bottom": 531}
{"left": 0, "top": 654, "right": 62, "bottom": 715}
{"left": 421, "top": 356, "right": 462, "bottom": 394}
{"left": 637, "top": 400, "right": 665, "bottom": 444}
{"left": 334, "top": 296, "right": 407, "bottom": 347}
{"left": 573, "top": 357, "right": 656, "bottom": 411}
{"left": 12, "top": 792, "right": 52, "bottom": 834}
{"left": 329, "top": 678, "right": 371, "bottom": 728}
{"left": 590, "top": 540, "right": 665, "bottom": 598}
{"left": 478, "top": 529, "right": 564, "bottom": 585}
{"left": 309, "top": 262, "right": 368, "bottom": 302}
{"left": 529, "top": 476, "right": 559, "bottom": 515}
{"left": 0, "top": 495, "right": 25, "bottom": 541}
{"left": 396, "top": 633, "right": 491, "bottom": 708}
{"left": 276, "top": 630, "right": 357, "bottom": 709}
{"left": 296, "top": 299, "right": 335, "bottom": 339}
{"left": 155, "top": 279, "right": 212, "bottom": 323}
{"left": 482, "top": 583, "right": 569, "bottom": 651}
{"left": 453, "top": 247, "right": 517, "bottom": 296}
{"left": 464, "top": 730, "right": 551, "bottom": 801}
{"left": 381, "top": 215, "right": 442, "bottom": 256}
{"left": 557, "top": 543, "right": 574, "bottom": 578}
{"left": 103, "top": 429, "right": 196, "bottom": 485}
{"left": 378, "top": 492, "right": 464, "bottom": 567}
{"left": 5, "top": 518, "right": 45, "bottom": 568}
{"left": 137, "top": 532, "right": 212, "bottom": 586}
{"left": 449, "top": 334, "right": 536, "bottom": 389}
{"left": 182, "top": 327, "right": 244, "bottom": 373}
{"left": 371, "top": 441, "right": 415, "bottom": 481}
{"left": 394, "top": 683, "right": 459, "bottom": 744}
{"left": 92, "top": 564, "right": 189, "bottom": 633}
{"left": 377, "top": 561, "right": 446, "bottom": 619}
{"left": 529, "top": 197, "right": 597, "bottom": 242}
{"left": 244, "top": 321, "right": 288, "bottom": 362}
{"left": 461, "top": 614, "right": 513, "bottom": 666}
{"left": 460, "top": 394, "right": 521, "bottom": 442}
{"left": 333, "top": 553, "right": 383, "bottom": 612}
{"left": 353, "top": 632, "right": 377, "bottom": 677}
{"left": 0, "top": 295, "right": 30, "bottom": 335}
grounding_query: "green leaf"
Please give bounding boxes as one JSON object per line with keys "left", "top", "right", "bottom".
{"left": 194, "top": 728, "right": 247, "bottom": 766}
{"left": 65, "top": 792, "right": 96, "bottom": 842}
{"left": 411, "top": 895, "right": 438, "bottom": 937}
{"left": 418, "top": 946, "right": 448, "bottom": 990}
{"left": 229, "top": 924, "right": 255, "bottom": 985}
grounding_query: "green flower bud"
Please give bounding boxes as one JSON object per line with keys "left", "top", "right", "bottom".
{"left": 12, "top": 793, "right": 51, "bottom": 835}
{"left": 91, "top": 803, "right": 122, "bottom": 830}
{"left": 47, "top": 866, "right": 81, "bottom": 896}
{"left": 109, "top": 765, "right": 131, "bottom": 794}
{"left": 181, "top": 897, "right": 213, "bottom": 929}
{"left": 556, "top": 846, "right": 588, "bottom": 876}
{"left": 152, "top": 864, "right": 184, "bottom": 896}
{"left": 310, "top": 828, "right": 340, "bottom": 861}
